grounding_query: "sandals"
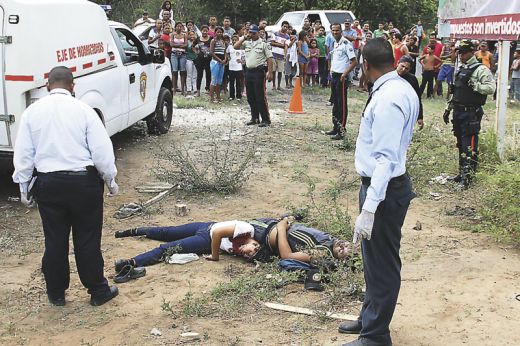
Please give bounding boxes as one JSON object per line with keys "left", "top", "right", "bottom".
{"left": 113, "top": 264, "right": 146, "bottom": 283}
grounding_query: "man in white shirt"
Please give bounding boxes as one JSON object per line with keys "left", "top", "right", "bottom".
{"left": 12, "top": 66, "right": 119, "bottom": 307}
{"left": 134, "top": 11, "right": 154, "bottom": 28}
{"left": 326, "top": 23, "right": 357, "bottom": 140}
{"left": 270, "top": 21, "right": 290, "bottom": 90}
{"left": 338, "top": 38, "right": 419, "bottom": 346}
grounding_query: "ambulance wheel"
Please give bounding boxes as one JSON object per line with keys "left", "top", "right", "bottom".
{"left": 147, "top": 87, "right": 172, "bottom": 135}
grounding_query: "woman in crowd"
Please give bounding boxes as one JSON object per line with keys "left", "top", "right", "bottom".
{"left": 160, "top": 23, "right": 172, "bottom": 63}
{"left": 209, "top": 26, "right": 228, "bottom": 103}
{"left": 148, "top": 20, "right": 163, "bottom": 49}
{"left": 297, "top": 31, "right": 309, "bottom": 87}
{"left": 195, "top": 25, "right": 212, "bottom": 94}
{"left": 158, "top": 0, "right": 172, "bottom": 19}
{"left": 171, "top": 22, "right": 187, "bottom": 95}
{"left": 186, "top": 30, "right": 199, "bottom": 97}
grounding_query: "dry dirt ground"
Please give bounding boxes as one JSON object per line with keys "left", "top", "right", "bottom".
{"left": 1, "top": 88, "right": 519, "bottom": 346}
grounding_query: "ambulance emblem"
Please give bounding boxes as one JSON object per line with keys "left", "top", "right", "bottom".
{"left": 140, "top": 72, "right": 147, "bottom": 101}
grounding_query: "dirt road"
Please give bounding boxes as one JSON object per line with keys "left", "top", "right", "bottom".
{"left": 1, "top": 89, "right": 518, "bottom": 345}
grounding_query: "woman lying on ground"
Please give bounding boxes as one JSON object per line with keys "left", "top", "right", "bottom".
{"left": 114, "top": 216, "right": 353, "bottom": 272}
{"left": 114, "top": 220, "right": 260, "bottom": 271}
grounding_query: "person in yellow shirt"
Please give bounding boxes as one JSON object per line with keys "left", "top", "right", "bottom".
{"left": 474, "top": 41, "right": 495, "bottom": 73}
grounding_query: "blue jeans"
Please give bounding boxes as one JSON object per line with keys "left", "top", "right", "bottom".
{"left": 279, "top": 259, "right": 313, "bottom": 271}
{"left": 171, "top": 52, "right": 187, "bottom": 72}
{"left": 132, "top": 222, "right": 214, "bottom": 266}
{"left": 512, "top": 78, "right": 520, "bottom": 101}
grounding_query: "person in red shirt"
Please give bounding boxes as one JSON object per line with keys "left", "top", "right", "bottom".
{"left": 393, "top": 33, "right": 409, "bottom": 67}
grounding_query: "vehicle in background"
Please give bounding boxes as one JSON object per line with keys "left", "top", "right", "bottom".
{"left": 265, "top": 10, "right": 356, "bottom": 35}
{"left": 0, "top": 0, "right": 173, "bottom": 167}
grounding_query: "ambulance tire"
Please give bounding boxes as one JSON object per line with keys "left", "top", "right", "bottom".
{"left": 147, "top": 87, "right": 173, "bottom": 135}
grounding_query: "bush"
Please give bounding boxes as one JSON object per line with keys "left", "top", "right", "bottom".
{"left": 154, "top": 128, "right": 256, "bottom": 194}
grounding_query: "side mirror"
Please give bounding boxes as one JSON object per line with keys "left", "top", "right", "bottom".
{"left": 152, "top": 48, "right": 165, "bottom": 64}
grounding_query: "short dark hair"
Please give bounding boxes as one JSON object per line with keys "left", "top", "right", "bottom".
{"left": 394, "top": 32, "right": 403, "bottom": 41}
{"left": 223, "top": 16, "right": 230, "bottom": 21}
{"left": 48, "top": 66, "right": 73, "bottom": 85}
{"left": 200, "top": 24, "right": 209, "bottom": 30}
{"left": 363, "top": 38, "right": 394, "bottom": 69}
{"left": 281, "top": 20, "right": 289, "bottom": 27}
{"left": 331, "top": 23, "right": 342, "bottom": 30}
{"left": 399, "top": 55, "right": 414, "bottom": 64}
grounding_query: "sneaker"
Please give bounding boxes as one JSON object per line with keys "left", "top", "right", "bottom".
{"left": 326, "top": 101, "right": 333, "bottom": 106}
{"left": 330, "top": 133, "right": 344, "bottom": 140}
{"left": 246, "top": 120, "right": 259, "bottom": 126}
{"left": 115, "top": 258, "right": 133, "bottom": 272}
{"left": 90, "top": 286, "right": 119, "bottom": 306}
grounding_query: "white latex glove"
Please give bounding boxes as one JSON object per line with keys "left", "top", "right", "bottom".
{"left": 105, "top": 178, "right": 119, "bottom": 196}
{"left": 20, "top": 192, "right": 36, "bottom": 208}
{"left": 353, "top": 209, "right": 375, "bottom": 243}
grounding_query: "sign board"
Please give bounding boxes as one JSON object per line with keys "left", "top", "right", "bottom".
{"left": 438, "top": 1, "right": 520, "bottom": 40}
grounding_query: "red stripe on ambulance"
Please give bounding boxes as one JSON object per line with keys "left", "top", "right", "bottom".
{"left": 5, "top": 75, "right": 34, "bottom": 81}
{"left": 97, "top": 58, "right": 106, "bottom": 65}
{"left": 83, "top": 62, "right": 93, "bottom": 69}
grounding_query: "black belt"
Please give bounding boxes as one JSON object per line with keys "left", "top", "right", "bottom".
{"left": 37, "top": 166, "right": 98, "bottom": 176}
{"left": 331, "top": 72, "right": 343, "bottom": 76}
{"left": 452, "top": 104, "right": 482, "bottom": 112}
{"left": 361, "top": 174, "right": 407, "bottom": 187}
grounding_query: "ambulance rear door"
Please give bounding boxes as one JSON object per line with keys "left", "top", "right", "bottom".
{"left": 0, "top": 4, "right": 11, "bottom": 148}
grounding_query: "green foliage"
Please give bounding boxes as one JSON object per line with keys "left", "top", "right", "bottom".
{"left": 289, "top": 170, "right": 354, "bottom": 241}
{"left": 92, "top": 0, "right": 437, "bottom": 35}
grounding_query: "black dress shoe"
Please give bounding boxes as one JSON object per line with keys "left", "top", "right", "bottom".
{"left": 246, "top": 120, "right": 259, "bottom": 126}
{"left": 258, "top": 121, "right": 271, "bottom": 127}
{"left": 325, "top": 129, "right": 338, "bottom": 135}
{"left": 115, "top": 259, "right": 133, "bottom": 272}
{"left": 330, "top": 133, "right": 344, "bottom": 140}
{"left": 341, "top": 337, "right": 392, "bottom": 346}
{"left": 338, "top": 319, "right": 362, "bottom": 334}
{"left": 47, "top": 294, "right": 66, "bottom": 306}
{"left": 90, "top": 285, "right": 119, "bottom": 306}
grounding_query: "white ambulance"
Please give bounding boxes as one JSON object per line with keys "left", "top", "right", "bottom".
{"left": 0, "top": 0, "right": 173, "bottom": 165}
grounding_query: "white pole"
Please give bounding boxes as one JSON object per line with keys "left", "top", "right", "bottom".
{"left": 495, "top": 40, "right": 510, "bottom": 160}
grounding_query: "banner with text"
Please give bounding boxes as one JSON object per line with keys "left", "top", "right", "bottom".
{"left": 449, "top": 13, "right": 520, "bottom": 40}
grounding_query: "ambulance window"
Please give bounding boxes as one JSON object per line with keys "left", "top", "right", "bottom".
{"left": 112, "top": 28, "right": 144, "bottom": 64}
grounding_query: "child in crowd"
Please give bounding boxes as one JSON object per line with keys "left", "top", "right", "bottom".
{"left": 226, "top": 35, "right": 245, "bottom": 100}
{"left": 306, "top": 38, "right": 319, "bottom": 86}
{"left": 185, "top": 30, "right": 199, "bottom": 98}
{"left": 284, "top": 30, "right": 298, "bottom": 89}
{"left": 419, "top": 45, "right": 441, "bottom": 98}
{"left": 297, "top": 31, "right": 309, "bottom": 87}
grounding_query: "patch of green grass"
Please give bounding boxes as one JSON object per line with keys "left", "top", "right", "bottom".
{"left": 173, "top": 95, "right": 213, "bottom": 109}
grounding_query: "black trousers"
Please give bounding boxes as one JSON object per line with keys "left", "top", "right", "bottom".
{"left": 331, "top": 73, "right": 349, "bottom": 132}
{"left": 229, "top": 70, "right": 243, "bottom": 99}
{"left": 318, "top": 57, "right": 328, "bottom": 86}
{"left": 419, "top": 70, "right": 435, "bottom": 98}
{"left": 35, "top": 172, "right": 109, "bottom": 298}
{"left": 246, "top": 68, "right": 270, "bottom": 123}
{"left": 452, "top": 108, "right": 482, "bottom": 182}
{"left": 196, "top": 56, "right": 211, "bottom": 91}
{"left": 358, "top": 175, "right": 415, "bottom": 344}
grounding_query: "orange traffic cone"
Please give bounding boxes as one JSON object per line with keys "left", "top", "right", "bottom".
{"left": 287, "top": 77, "right": 305, "bottom": 114}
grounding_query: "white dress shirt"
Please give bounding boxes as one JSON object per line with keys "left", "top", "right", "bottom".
{"left": 330, "top": 36, "right": 356, "bottom": 74}
{"left": 12, "top": 88, "right": 117, "bottom": 191}
{"left": 355, "top": 71, "right": 419, "bottom": 213}
{"left": 209, "top": 221, "right": 254, "bottom": 253}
